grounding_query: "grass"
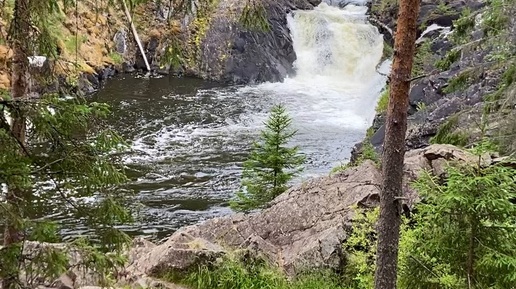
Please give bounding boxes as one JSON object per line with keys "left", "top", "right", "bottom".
{"left": 163, "top": 255, "right": 345, "bottom": 289}
{"left": 435, "top": 49, "right": 461, "bottom": 71}
{"left": 108, "top": 51, "right": 123, "bottom": 64}
{"left": 443, "top": 70, "right": 472, "bottom": 94}
{"left": 63, "top": 34, "right": 88, "bottom": 56}
{"left": 430, "top": 115, "right": 469, "bottom": 147}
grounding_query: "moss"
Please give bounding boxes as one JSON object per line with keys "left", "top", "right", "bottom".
{"left": 430, "top": 115, "right": 469, "bottom": 147}
{"left": 435, "top": 49, "right": 461, "bottom": 71}
{"left": 443, "top": 70, "right": 472, "bottom": 94}
{"left": 376, "top": 87, "right": 389, "bottom": 114}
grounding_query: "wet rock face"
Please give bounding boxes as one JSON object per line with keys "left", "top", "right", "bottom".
{"left": 351, "top": 0, "right": 493, "bottom": 159}
{"left": 370, "top": 0, "right": 485, "bottom": 35}
{"left": 192, "top": 0, "right": 321, "bottom": 84}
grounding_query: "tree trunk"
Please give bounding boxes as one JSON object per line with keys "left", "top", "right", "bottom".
{"left": 2, "top": 0, "right": 30, "bottom": 287}
{"left": 374, "top": 1, "right": 421, "bottom": 289}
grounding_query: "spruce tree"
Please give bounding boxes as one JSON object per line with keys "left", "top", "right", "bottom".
{"left": 0, "top": 0, "right": 135, "bottom": 288}
{"left": 230, "top": 104, "right": 304, "bottom": 212}
{"left": 398, "top": 142, "right": 516, "bottom": 289}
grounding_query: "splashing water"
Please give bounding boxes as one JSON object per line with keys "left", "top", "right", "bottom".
{"left": 55, "top": 3, "right": 389, "bottom": 240}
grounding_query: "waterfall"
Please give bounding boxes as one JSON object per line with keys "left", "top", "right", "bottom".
{"left": 288, "top": 3, "right": 384, "bottom": 87}
{"left": 237, "top": 2, "right": 388, "bottom": 178}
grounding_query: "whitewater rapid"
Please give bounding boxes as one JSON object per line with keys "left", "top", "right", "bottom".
{"left": 72, "top": 2, "right": 389, "bottom": 239}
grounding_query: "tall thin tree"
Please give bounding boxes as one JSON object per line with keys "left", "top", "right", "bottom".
{"left": 374, "top": 1, "right": 421, "bottom": 289}
{"left": 1, "top": 0, "right": 133, "bottom": 288}
{"left": 3, "top": 0, "right": 31, "bottom": 287}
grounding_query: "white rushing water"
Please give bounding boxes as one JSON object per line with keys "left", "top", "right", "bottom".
{"left": 238, "top": 3, "right": 387, "bottom": 177}
{"left": 89, "top": 2, "right": 389, "bottom": 238}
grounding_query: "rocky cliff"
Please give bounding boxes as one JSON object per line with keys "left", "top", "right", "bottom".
{"left": 352, "top": 0, "right": 516, "bottom": 161}
{"left": 0, "top": 0, "right": 321, "bottom": 94}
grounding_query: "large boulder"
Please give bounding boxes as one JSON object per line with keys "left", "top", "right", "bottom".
{"left": 186, "top": 0, "right": 321, "bottom": 84}
{"left": 123, "top": 145, "right": 485, "bottom": 280}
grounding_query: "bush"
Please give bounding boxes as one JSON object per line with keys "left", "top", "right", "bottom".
{"left": 398, "top": 142, "right": 516, "bottom": 289}
{"left": 171, "top": 255, "right": 344, "bottom": 289}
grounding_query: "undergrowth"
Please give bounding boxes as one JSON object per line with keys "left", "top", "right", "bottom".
{"left": 430, "top": 115, "right": 469, "bottom": 146}
{"left": 165, "top": 256, "right": 345, "bottom": 289}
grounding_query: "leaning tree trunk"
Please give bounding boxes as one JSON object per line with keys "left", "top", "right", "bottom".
{"left": 2, "top": 0, "right": 30, "bottom": 287}
{"left": 374, "top": 1, "right": 421, "bottom": 289}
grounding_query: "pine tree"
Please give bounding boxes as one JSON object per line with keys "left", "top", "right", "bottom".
{"left": 374, "top": 1, "right": 421, "bottom": 288}
{"left": 230, "top": 104, "right": 304, "bottom": 212}
{"left": 0, "top": 0, "right": 135, "bottom": 288}
{"left": 398, "top": 141, "right": 516, "bottom": 289}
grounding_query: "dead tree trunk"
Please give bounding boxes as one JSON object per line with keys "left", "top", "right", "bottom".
{"left": 374, "top": 1, "right": 421, "bottom": 289}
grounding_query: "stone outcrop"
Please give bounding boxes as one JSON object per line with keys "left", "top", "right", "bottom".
{"left": 121, "top": 144, "right": 485, "bottom": 282}
{"left": 354, "top": 0, "right": 516, "bottom": 159}
{"left": 6, "top": 145, "right": 506, "bottom": 289}
{"left": 183, "top": 0, "right": 321, "bottom": 84}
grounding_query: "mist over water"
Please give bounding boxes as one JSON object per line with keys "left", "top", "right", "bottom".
{"left": 68, "top": 3, "right": 388, "bottom": 240}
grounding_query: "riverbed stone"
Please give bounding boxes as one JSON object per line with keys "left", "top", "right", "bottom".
{"left": 122, "top": 144, "right": 481, "bottom": 279}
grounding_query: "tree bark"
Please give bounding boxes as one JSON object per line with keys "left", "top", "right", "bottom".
{"left": 374, "top": 1, "right": 421, "bottom": 289}
{"left": 2, "top": 0, "right": 30, "bottom": 287}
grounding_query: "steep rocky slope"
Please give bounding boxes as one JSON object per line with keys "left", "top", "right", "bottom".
{"left": 353, "top": 0, "right": 516, "bottom": 161}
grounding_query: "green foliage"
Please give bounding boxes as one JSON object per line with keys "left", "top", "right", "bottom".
{"left": 501, "top": 63, "right": 516, "bottom": 87}
{"left": 443, "top": 70, "right": 472, "bottom": 94}
{"left": 436, "top": 1, "right": 453, "bottom": 15}
{"left": 450, "top": 7, "right": 475, "bottom": 44}
{"left": 230, "top": 104, "right": 304, "bottom": 211}
{"left": 370, "top": 0, "right": 397, "bottom": 15}
{"left": 341, "top": 207, "right": 379, "bottom": 289}
{"left": 375, "top": 86, "right": 389, "bottom": 114}
{"left": 162, "top": 37, "right": 184, "bottom": 69}
{"left": 239, "top": 1, "right": 271, "bottom": 32}
{"left": 398, "top": 142, "right": 516, "bottom": 289}
{"left": 482, "top": 0, "right": 511, "bottom": 36}
{"left": 0, "top": 95, "right": 133, "bottom": 287}
{"left": 430, "top": 115, "right": 469, "bottom": 147}
{"left": 382, "top": 41, "right": 394, "bottom": 59}
{"left": 171, "top": 255, "right": 344, "bottom": 289}
{"left": 412, "top": 41, "right": 433, "bottom": 77}
{"left": 435, "top": 49, "right": 461, "bottom": 71}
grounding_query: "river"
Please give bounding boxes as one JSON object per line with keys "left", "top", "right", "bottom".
{"left": 83, "top": 3, "right": 387, "bottom": 240}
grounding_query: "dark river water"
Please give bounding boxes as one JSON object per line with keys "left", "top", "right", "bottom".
{"left": 3, "top": 3, "right": 388, "bottom": 241}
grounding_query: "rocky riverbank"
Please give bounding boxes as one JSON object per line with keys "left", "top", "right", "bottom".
{"left": 352, "top": 0, "right": 516, "bottom": 161}
{"left": 0, "top": 0, "right": 321, "bottom": 95}
{"left": 16, "top": 144, "right": 513, "bottom": 289}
